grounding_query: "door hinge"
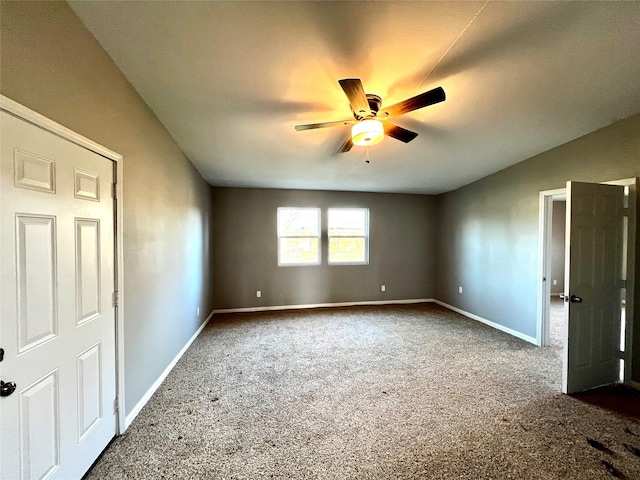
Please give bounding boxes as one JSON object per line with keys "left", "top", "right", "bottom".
{"left": 113, "top": 291, "right": 120, "bottom": 308}
{"left": 114, "top": 397, "right": 119, "bottom": 415}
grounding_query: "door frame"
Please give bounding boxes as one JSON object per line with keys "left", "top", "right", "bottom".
{"left": 1, "top": 95, "right": 127, "bottom": 433}
{"left": 536, "top": 187, "right": 566, "bottom": 347}
{"left": 537, "top": 177, "right": 637, "bottom": 387}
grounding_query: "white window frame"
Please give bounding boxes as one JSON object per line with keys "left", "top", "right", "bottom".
{"left": 328, "top": 208, "right": 369, "bottom": 265}
{"left": 277, "top": 207, "right": 321, "bottom": 266}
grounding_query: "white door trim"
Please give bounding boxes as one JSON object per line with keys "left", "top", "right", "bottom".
{"left": 536, "top": 188, "right": 566, "bottom": 346}
{"left": 537, "top": 177, "right": 636, "bottom": 386}
{"left": 1, "top": 95, "right": 127, "bottom": 434}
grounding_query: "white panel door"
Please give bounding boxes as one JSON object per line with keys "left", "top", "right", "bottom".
{"left": 563, "top": 181, "right": 625, "bottom": 394}
{"left": 0, "top": 111, "right": 117, "bottom": 479}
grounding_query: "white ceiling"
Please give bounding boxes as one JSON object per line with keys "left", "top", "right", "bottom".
{"left": 69, "top": 1, "right": 640, "bottom": 194}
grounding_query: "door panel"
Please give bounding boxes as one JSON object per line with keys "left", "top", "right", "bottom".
{"left": 563, "top": 181, "right": 625, "bottom": 393}
{"left": 13, "top": 148, "right": 56, "bottom": 193}
{"left": 77, "top": 342, "right": 103, "bottom": 442}
{"left": 16, "top": 214, "right": 58, "bottom": 352}
{"left": 19, "top": 370, "right": 60, "bottom": 480}
{"left": 76, "top": 218, "right": 102, "bottom": 324}
{"left": 1, "top": 110, "right": 116, "bottom": 479}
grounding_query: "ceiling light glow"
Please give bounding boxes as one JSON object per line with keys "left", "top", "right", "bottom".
{"left": 352, "top": 119, "right": 384, "bottom": 147}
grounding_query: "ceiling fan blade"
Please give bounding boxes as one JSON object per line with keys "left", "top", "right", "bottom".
{"left": 338, "top": 78, "right": 372, "bottom": 117}
{"left": 379, "top": 86, "right": 445, "bottom": 118}
{"left": 384, "top": 122, "right": 418, "bottom": 143}
{"left": 337, "top": 134, "right": 354, "bottom": 153}
{"left": 295, "top": 119, "right": 355, "bottom": 131}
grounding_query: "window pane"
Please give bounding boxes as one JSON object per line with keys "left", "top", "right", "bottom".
{"left": 279, "top": 238, "right": 319, "bottom": 264}
{"left": 278, "top": 208, "right": 319, "bottom": 237}
{"left": 329, "top": 237, "right": 365, "bottom": 263}
{"left": 328, "top": 209, "right": 366, "bottom": 236}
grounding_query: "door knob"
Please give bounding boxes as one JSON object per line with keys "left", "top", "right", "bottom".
{"left": 570, "top": 295, "right": 583, "bottom": 303}
{"left": 0, "top": 380, "right": 17, "bottom": 397}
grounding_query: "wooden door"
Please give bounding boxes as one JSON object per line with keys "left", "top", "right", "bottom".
{"left": 0, "top": 111, "right": 117, "bottom": 478}
{"left": 563, "top": 181, "right": 625, "bottom": 394}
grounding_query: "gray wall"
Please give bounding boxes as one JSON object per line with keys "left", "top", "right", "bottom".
{"left": 212, "top": 188, "right": 436, "bottom": 309}
{"left": 550, "top": 201, "right": 566, "bottom": 295}
{"left": 435, "top": 113, "right": 640, "bottom": 382}
{"left": 0, "top": 1, "right": 215, "bottom": 415}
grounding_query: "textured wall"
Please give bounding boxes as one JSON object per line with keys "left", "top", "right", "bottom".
{"left": 0, "top": 1, "right": 215, "bottom": 415}
{"left": 435, "top": 113, "right": 640, "bottom": 382}
{"left": 212, "top": 188, "right": 436, "bottom": 309}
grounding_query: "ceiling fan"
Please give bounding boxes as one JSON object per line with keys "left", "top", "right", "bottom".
{"left": 295, "top": 78, "right": 445, "bottom": 153}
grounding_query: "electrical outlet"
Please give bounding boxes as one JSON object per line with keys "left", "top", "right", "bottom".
{"left": 381, "top": 285, "right": 386, "bottom": 292}
{"left": 458, "top": 286, "right": 463, "bottom": 293}
{"left": 553, "top": 279, "right": 557, "bottom": 286}
{"left": 256, "top": 290, "right": 261, "bottom": 298}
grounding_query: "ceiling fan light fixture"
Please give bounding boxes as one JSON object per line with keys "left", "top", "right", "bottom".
{"left": 352, "top": 119, "right": 384, "bottom": 147}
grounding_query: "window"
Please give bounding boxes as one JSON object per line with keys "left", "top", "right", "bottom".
{"left": 328, "top": 208, "right": 369, "bottom": 264}
{"left": 277, "top": 207, "right": 321, "bottom": 266}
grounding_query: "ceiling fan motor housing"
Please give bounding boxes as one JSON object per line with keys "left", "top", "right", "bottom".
{"left": 352, "top": 94, "right": 382, "bottom": 120}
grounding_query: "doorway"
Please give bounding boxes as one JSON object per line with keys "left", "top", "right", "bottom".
{"left": 537, "top": 178, "right": 637, "bottom": 392}
{"left": 549, "top": 196, "right": 566, "bottom": 349}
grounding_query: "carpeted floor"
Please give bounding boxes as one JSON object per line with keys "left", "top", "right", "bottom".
{"left": 86, "top": 303, "right": 640, "bottom": 479}
{"left": 550, "top": 296, "right": 564, "bottom": 348}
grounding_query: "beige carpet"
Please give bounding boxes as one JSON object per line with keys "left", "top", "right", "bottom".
{"left": 86, "top": 303, "right": 640, "bottom": 479}
{"left": 550, "top": 296, "right": 564, "bottom": 348}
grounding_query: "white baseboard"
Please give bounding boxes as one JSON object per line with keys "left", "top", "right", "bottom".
{"left": 433, "top": 299, "right": 538, "bottom": 345}
{"left": 123, "top": 310, "right": 214, "bottom": 431}
{"left": 215, "top": 299, "right": 538, "bottom": 346}
{"left": 213, "top": 298, "right": 434, "bottom": 314}
{"left": 629, "top": 379, "right": 640, "bottom": 391}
